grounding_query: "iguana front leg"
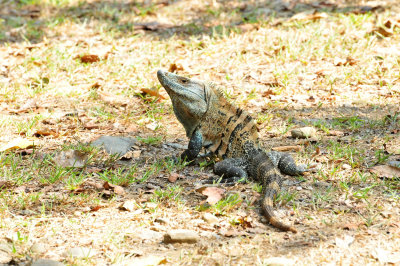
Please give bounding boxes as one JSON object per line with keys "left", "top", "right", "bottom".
{"left": 213, "top": 158, "right": 249, "bottom": 184}
{"left": 181, "top": 128, "right": 203, "bottom": 161}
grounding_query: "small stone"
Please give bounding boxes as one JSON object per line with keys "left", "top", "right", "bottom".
{"left": 263, "top": 257, "right": 295, "bottom": 266}
{"left": 32, "top": 259, "right": 64, "bottom": 266}
{"left": 199, "top": 231, "right": 220, "bottom": 239}
{"left": 137, "top": 229, "right": 163, "bottom": 241}
{"left": 124, "top": 255, "right": 166, "bottom": 266}
{"left": 154, "top": 218, "right": 169, "bottom": 224}
{"left": 119, "top": 200, "right": 138, "bottom": 212}
{"left": 291, "top": 127, "right": 317, "bottom": 139}
{"left": 342, "top": 163, "right": 352, "bottom": 170}
{"left": 0, "top": 242, "right": 12, "bottom": 264}
{"left": 63, "top": 247, "right": 96, "bottom": 258}
{"left": 132, "top": 150, "right": 141, "bottom": 158}
{"left": 163, "top": 229, "right": 199, "bottom": 244}
{"left": 202, "top": 213, "right": 219, "bottom": 224}
{"left": 30, "top": 242, "right": 48, "bottom": 254}
{"left": 91, "top": 136, "right": 136, "bottom": 156}
{"left": 0, "top": 250, "right": 12, "bottom": 264}
{"left": 145, "top": 202, "right": 158, "bottom": 209}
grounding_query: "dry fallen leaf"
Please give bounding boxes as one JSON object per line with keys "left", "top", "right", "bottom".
{"left": 140, "top": 88, "right": 166, "bottom": 100}
{"left": 0, "top": 138, "right": 35, "bottom": 152}
{"left": 33, "top": 127, "right": 58, "bottom": 137}
{"left": 369, "top": 165, "right": 400, "bottom": 179}
{"left": 196, "top": 186, "right": 225, "bottom": 205}
{"left": 103, "top": 181, "right": 125, "bottom": 195}
{"left": 76, "top": 54, "right": 100, "bottom": 63}
{"left": 335, "top": 235, "right": 354, "bottom": 249}
{"left": 53, "top": 150, "right": 87, "bottom": 168}
{"left": 334, "top": 57, "right": 357, "bottom": 66}
{"left": 272, "top": 145, "right": 303, "bottom": 152}
{"left": 125, "top": 255, "right": 167, "bottom": 265}
{"left": 89, "top": 206, "right": 102, "bottom": 212}
{"left": 0, "top": 181, "right": 11, "bottom": 190}
{"left": 371, "top": 26, "right": 393, "bottom": 38}
{"left": 371, "top": 248, "right": 400, "bottom": 264}
{"left": 168, "top": 173, "right": 181, "bottom": 183}
{"left": 289, "top": 11, "right": 328, "bottom": 22}
{"left": 342, "top": 222, "right": 362, "bottom": 230}
{"left": 119, "top": 200, "right": 138, "bottom": 212}
{"left": 134, "top": 22, "right": 174, "bottom": 31}
{"left": 169, "top": 63, "right": 184, "bottom": 73}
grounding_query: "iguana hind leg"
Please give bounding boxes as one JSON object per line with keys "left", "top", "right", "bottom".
{"left": 267, "top": 151, "right": 307, "bottom": 176}
{"left": 213, "top": 158, "right": 248, "bottom": 184}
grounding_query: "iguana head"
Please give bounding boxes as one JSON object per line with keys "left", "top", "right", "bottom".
{"left": 157, "top": 70, "right": 209, "bottom": 137}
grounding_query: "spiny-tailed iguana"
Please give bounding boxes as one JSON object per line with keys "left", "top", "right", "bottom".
{"left": 157, "top": 69, "right": 307, "bottom": 233}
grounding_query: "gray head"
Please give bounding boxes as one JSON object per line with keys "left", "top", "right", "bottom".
{"left": 157, "top": 70, "right": 209, "bottom": 137}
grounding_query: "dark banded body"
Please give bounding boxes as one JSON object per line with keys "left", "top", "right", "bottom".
{"left": 157, "top": 70, "right": 305, "bottom": 233}
{"left": 200, "top": 88, "right": 260, "bottom": 159}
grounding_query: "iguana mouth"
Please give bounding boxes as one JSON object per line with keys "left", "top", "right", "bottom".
{"left": 157, "top": 69, "right": 205, "bottom": 100}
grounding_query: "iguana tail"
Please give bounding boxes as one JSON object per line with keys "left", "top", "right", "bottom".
{"left": 262, "top": 181, "right": 297, "bottom": 233}
{"left": 250, "top": 151, "right": 298, "bottom": 233}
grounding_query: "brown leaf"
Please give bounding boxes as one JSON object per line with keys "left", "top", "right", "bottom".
{"left": 76, "top": 54, "right": 100, "bottom": 63}
{"left": 238, "top": 216, "right": 253, "bottom": 229}
{"left": 53, "top": 150, "right": 87, "bottom": 168}
{"left": 134, "top": 22, "right": 174, "bottom": 31}
{"left": 327, "top": 130, "right": 344, "bottom": 136}
{"left": 342, "top": 222, "right": 362, "bottom": 230}
{"left": 371, "top": 27, "right": 393, "bottom": 38}
{"left": 236, "top": 23, "right": 258, "bottom": 32}
{"left": 168, "top": 173, "right": 180, "bottom": 183}
{"left": 219, "top": 229, "right": 248, "bottom": 237}
{"left": 0, "top": 138, "right": 35, "bottom": 152}
{"left": 370, "top": 165, "right": 400, "bottom": 179}
{"left": 140, "top": 88, "right": 166, "bottom": 99}
{"left": 272, "top": 145, "right": 303, "bottom": 152}
{"left": 0, "top": 181, "right": 11, "bottom": 190}
{"left": 383, "top": 19, "right": 400, "bottom": 30}
{"left": 334, "top": 57, "right": 357, "bottom": 66}
{"left": 33, "top": 127, "right": 58, "bottom": 137}
{"left": 169, "top": 63, "right": 183, "bottom": 73}
{"left": 90, "top": 206, "right": 102, "bottom": 212}
{"left": 289, "top": 11, "right": 328, "bottom": 22}
{"left": 103, "top": 181, "right": 125, "bottom": 195}
{"left": 196, "top": 186, "right": 225, "bottom": 205}
{"left": 119, "top": 200, "right": 138, "bottom": 212}
{"left": 83, "top": 123, "right": 100, "bottom": 130}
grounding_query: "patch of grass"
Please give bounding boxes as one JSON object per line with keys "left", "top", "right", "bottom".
{"left": 326, "top": 140, "right": 365, "bottom": 168}
{"left": 310, "top": 186, "right": 335, "bottom": 210}
{"left": 137, "top": 136, "right": 162, "bottom": 145}
{"left": 332, "top": 116, "right": 365, "bottom": 130}
{"left": 252, "top": 183, "right": 262, "bottom": 193}
{"left": 97, "top": 166, "right": 137, "bottom": 186}
{"left": 209, "top": 193, "right": 242, "bottom": 215}
{"left": 40, "top": 165, "right": 73, "bottom": 184}
{"left": 374, "top": 149, "right": 390, "bottom": 164}
{"left": 152, "top": 185, "right": 184, "bottom": 203}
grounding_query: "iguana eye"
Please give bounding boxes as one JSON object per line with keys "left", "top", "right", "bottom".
{"left": 181, "top": 78, "right": 188, "bottom": 84}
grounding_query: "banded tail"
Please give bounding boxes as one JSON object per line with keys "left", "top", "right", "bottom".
{"left": 251, "top": 152, "right": 298, "bottom": 233}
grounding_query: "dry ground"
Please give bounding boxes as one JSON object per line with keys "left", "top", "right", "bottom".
{"left": 0, "top": 0, "right": 400, "bottom": 265}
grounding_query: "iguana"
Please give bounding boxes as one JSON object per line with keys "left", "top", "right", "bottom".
{"left": 157, "top": 69, "right": 307, "bottom": 233}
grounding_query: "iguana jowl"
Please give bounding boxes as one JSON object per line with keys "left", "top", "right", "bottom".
{"left": 157, "top": 70, "right": 306, "bottom": 233}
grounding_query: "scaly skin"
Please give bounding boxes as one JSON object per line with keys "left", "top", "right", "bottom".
{"left": 157, "top": 70, "right": 306, "bottom": 233}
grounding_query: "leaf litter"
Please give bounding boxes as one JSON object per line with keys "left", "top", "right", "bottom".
{"left": 0, "top": 0, "right": 399, "bottom": 265}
